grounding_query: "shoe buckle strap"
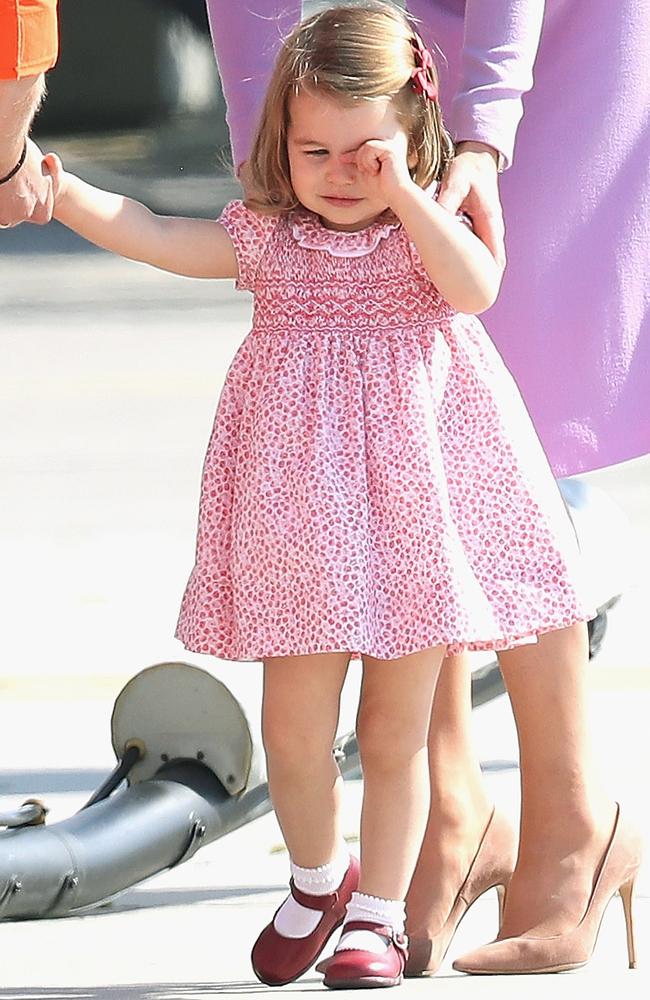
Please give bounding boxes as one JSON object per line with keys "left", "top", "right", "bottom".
{"left": 341, "top": 921, "right": 409, "bottom": 958}
{"left": 289, "top": 878, "right": 339, "bottom": 911}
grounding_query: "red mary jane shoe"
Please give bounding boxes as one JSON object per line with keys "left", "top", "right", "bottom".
{"left": 323, "top": 921, "right": 409, "bottom": 989}
{"left": 251, "top": 855, "right": 360, "bottom": 986}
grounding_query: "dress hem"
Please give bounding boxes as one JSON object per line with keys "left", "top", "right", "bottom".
{"left": 174, "top": 611, "right": 595, "bottom": 663}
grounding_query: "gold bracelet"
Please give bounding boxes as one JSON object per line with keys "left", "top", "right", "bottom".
{"left": 0, "top": 141, "right": 27, "bottom": 186}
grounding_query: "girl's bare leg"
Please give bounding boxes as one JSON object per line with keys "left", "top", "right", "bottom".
{"left": 262, "top": 651, "right": 350, "bottom": 865}
{"left": 356, "top": 645, "right": 447, "bottom": 899}
{"left": 405, "top": 652, "right": 494, "bottom": 936}
{"left": 497, "top": 621, "right": 615, "bottom": 936}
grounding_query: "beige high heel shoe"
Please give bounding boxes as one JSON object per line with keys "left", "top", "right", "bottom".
{"left": 404, "top": 808, "right": 518, "bottom": 977}
{"left": 452, "top": 803, "right": 642, "bottom": 975}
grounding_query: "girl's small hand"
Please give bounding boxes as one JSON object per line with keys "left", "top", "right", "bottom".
{"left": 341, "top": 134, "right": 415, "bottom": 205}
{"left": 41, "top": 152, "right": 69, "bottom": 208}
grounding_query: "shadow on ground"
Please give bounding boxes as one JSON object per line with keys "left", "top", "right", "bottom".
{"left": 0, "top": 980, "right": 325, "bottom": 998}
{"left": 0, "top": 221, "right": 99, "bottom": 256}
{"left": 98, "top": 884, "right": 287, "bottom": 914}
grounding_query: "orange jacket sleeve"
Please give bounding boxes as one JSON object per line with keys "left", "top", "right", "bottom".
{"left": 0, "top": 0, "right": 58, "bottom": 79}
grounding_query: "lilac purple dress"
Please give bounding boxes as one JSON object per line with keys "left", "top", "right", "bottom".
{"left": 206, "top": 0, "right": 650, "bottom": 478}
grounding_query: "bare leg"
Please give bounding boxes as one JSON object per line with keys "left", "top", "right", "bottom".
{"left": 405, "top": 652, "right": 494, "bottom": 937}
{"left": 262, "top": 651, "right": 350, "bottom": 865}
{"left": 356, "top": 645, "right": 446, "bottom": 900}
{"left": 497, "top": 622, "right": 615, "bottom": 936}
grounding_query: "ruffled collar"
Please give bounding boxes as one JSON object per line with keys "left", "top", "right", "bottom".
{"left": 290, "top": 207, "right": 401, "bottom": 258}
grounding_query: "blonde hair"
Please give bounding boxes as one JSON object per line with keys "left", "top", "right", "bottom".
{"left": 247, "top": 1, "right": 454, "bottom": 213}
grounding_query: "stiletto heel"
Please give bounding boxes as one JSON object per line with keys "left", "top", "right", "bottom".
{"left": 619, "top": 877, "right": 637, "bottom": 969}
{"left": 453, "top": 804, "right": 643, "bottom": 975}
{"left": 404, "top": 809, "right": 517, "bottom": 977}
{"left": 495, "top": 883, "right": 507, "bottom": 928}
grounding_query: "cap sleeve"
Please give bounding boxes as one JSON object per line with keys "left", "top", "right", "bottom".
{"left": 218, "top": 200, "right": 279, "bottom": 292}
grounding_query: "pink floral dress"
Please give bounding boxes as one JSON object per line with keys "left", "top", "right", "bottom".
{"left": 175, "top": 199, "right": 592, "bottom": 662}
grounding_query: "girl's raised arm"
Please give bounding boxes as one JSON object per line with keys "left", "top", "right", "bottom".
{"left": 44, "top": 150, "right": 238, "bottom": 281}
{"left": 346, "top": 137, "right": 502, "bottom": 314}
{"left": 392, "top": 180, "right": 503, "bottom": 314}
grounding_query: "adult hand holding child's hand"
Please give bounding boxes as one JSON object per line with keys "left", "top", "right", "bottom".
{"left": 0, "top": 137, "right": 54, "bottom": 228}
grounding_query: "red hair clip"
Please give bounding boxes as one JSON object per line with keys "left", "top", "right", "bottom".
{"left": 410, "top": 34, "right": 438, "bottom": 101}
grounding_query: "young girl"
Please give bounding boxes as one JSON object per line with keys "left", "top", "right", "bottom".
{"left": 43, "top": 1, "right": 637, "bottom": 989}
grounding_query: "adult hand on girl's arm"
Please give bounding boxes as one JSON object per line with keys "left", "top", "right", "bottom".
{"left": 437, "top": 142, "right": 506, "bottom": 269}
{"left": 43, "top": 151, "right": 238, "bottom": 280}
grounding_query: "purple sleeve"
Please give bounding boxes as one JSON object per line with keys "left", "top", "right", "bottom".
{"left": 450, "top": 0, "right": 545, "bottom": 169}
{"left": 206, "top": 1, "right": 301, "bottom": 171}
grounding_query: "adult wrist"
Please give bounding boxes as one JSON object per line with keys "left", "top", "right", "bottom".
{"left": 0, "top": 129, "right": 27, "bottom": 176}
{"left": 454, "top": 140, "right": 505, "bottom": 173}
{"left": 0, "top": 75, "right": 45, "bottom": 174}
{"left": 0, "top": 141, "right": 27, "bottom": 185}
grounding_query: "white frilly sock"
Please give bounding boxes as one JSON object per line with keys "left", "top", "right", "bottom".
{"left": 272, "top": 849, "right": 350, "bottom": 939}
{"left": 335, "top": 892, "right": 406, "bottom": 954}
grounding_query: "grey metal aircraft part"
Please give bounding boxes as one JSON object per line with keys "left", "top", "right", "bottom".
{"left": 0, "top": 662, "right": 358, "bottom": 922}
